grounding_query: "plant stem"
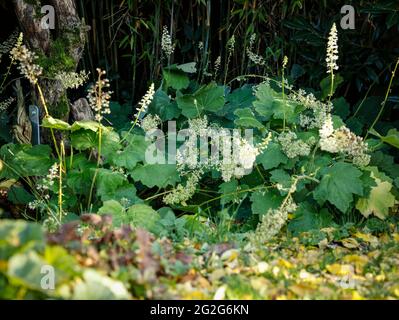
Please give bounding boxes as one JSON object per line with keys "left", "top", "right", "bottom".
{"left": 36, "top": 83, "right": 61, "bottom": 158}
{"left": 58, "top": 141, "right": 65, "bottom": 221}
{"left": 366, "top": 58, "right": 399, "bottom": 139}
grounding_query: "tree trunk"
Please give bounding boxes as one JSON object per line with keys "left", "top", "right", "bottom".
{"left": 13, "top": 0, "right": 90, "bottom": 143}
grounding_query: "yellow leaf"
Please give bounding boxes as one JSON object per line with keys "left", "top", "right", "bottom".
{"left": 0, "top": 179, "right": 17, "bottom": 189}
{"left": 375, "top": 274, "right": 385, "bottom": 281}
{"left": 326, "top": 264, "right": 354, "bottom": 276}
{"left": 221, "top": 249, "right": 239, "bottom": 262}
{"left": 356, "top": 175, "right": 396, "bottom": 219}
{"left": 352, "top": 291, "right": 364, "bottom": 300}
{"left": 343, "top": 255, "right": 368, "bottom": 273}
{"left": 354, "top": 232, "right": 378, "bottom": 244}
{"left": 278, "top": 258, "right": 294, "bottom": 269}
{"left": 341, "top": 238, "right": 360, "bottom": 249}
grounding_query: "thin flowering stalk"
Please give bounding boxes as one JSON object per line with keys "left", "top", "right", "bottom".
{"left": 120, "top": 83, "right": 155, "bottom": 144}
{"left": 0, "top": 32, "right": 22, "bottom": 90}
{"left": 86, "top": 69, "right": 112, "bottom": 209}
{"left": 58, "top": 141, "right": 65, "bottom": 221}
{"left": 366, "top": 57, "right": 399, "bottom": 139}
{"left": 9, "top": 33, "right": 60, "bottom": 158}
{"left": 224, "top": 35, "right": 235, "bottom": 85}
{"left": 36, "top": 83, "right": 61, "bottom": 158}
{"left": 326, "top": 23, "right": 339, "bottom": 100}
{"left": 282, "top": 56, "right": 288, "bottom": 130}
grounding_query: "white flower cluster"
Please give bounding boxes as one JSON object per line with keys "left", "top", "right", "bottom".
{"left": 227, "top": 35, "right": 235, "bottom": 54}
{"left": 28, "top": 199, "right": 45, "bottom": 210}
{"left": 163, "top": 170, "right": 201, "bottom": 206}
{"left": 161, "top": 26, "right": 174, "bottom": 57}
{"left": 250, "top": 197, "right": 297, "bottom": 244}
{"left": 278, "top": 131, "right": 311, "bottom": 158}
{"left": 175, "top": 116, "right": 210, "bottom": 173}
{"left": 140, "top": 114, "right": 162, "bottom": 132}
{"left": 282, "top": 56, "right": 288, "bottom": 69}
{"left": 87, "top": 68, "right": 112, "bottom": 122}
{"left": 110, "top": 166, "right": 128, "bottom": 178}
{"left": 214, "top": 56, "right": 221, "bottom": 75}
{"left": 166, "top": 117, "right": 272, "bottom": 205}
{"left": 176, "top": 116, "right": 270, "bottom": 182}
{"left": 36, "top": 163, "right": 59, "bottom": 195}
{"left": 219, "top": 133, "right": 264, "bottom": 182}
{"left": 28, "top": 163, "right": 59, "bottom": 210}
{"left": 326, "top": 23, "right": 339, "bottom": 74}
{"left": 0, "top": 97, "right": 15, "bottom": 113}
{"left": 43, "top": 216, "right": 58, "bottom": 232}
{"left": 319, "top": 115, "right": 370, "bottom": 166}
{"left": 133, "top": 83, "right": 155, "bottom": 123}
{"left": 0, "top": 30, "right": 19, "bottom": 62}
{"left": 291, "top": 89, "right": 332, "bottom": 130}
{"left": 56, "top": 70, "right": 89, "bottom": 90}
{"left": 246, "top": 34, "right": 265, "bottom": 66}
{"left": 10, "top": 33, "right": 43, "bottom": 85}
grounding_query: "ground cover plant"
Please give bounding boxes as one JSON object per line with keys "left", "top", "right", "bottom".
{"left": 0, "top": 0, "right": 398, "bottom": 300}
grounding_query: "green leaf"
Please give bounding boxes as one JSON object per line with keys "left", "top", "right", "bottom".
{"left": 0, "top": 220, "right": 44, "bottom": 260}
{"left": 218, "top": 180, "right": 247, "bottom": 205}
{"left": 356, "top": 169, "right": 396, "bottom": 219}
{"left": 71, "top": 121, "right": 101, "bottom": 132}
{"left": 104, "top": 101, "right": 131, "bottom": 130}
{"left": 219, "top": 85, "right": 256, "bottom": 120}
{"left": 370, "top": 151, "right": 399, "bottom": 180}
{"left": 176, "top": 62, "right": 197, "bottom": 73}
{"left": 98, "top": 200, "right": 125, "bottom": 218}
{"left": 149, "top": 90, "right": 181, "bottom": 121}
{"left": 313, "top": 162, "right": 364, "bottom": 213}
{"left": 7, "top": 185, "right": 35, "bottom": 205}
{"left": 176, "top": 83, "right": 225, "bottom": 118}
{"left": 100, "top": 184, "right": 141, "bottom": 205}
{"left": 290, "top": 64, "right": 305, "bottom": 79}
{"left": 95, "top": 169, "right": 127, "bottom": 198}
{"left": 234, "top": 109, "right": 264, "bottom": 129}
{"left": 70, "top": 129, "right": 97, "bottom": 150}
{"left": 126, "top": 204, "right": 161, "bottom": 233}
{"left": 370, "top": 128, "right": 399, "bottom": 149}
{"left": 109, "top": 134, "right": 150, "bottom": 170}
{"left": 256, "top": 142, "right": 288, "bottom": 170}
{"left": 130, "top": 164, "right": 180, "bottom": 188}
{"left": 270, "top": 169, "right": 291, "bottom": 191}
{"left": 41, "top": 116, "right": 71, "bottom": 130}
{"left": 253, "top": 83, "right": 279, "bottom": 120}
{"left": 73, "top": 269, "right": 130, "bottom": 300}
{"left": 0, "top": 144, "right": 53, "bottom": 178}
{"left": 163, "top": 65, "right": 190, "bottom": 90}
{"left": 320, "top": 74, "right": 344, "bottom": 100}
{"left": 66, "top": 155, "right": 96, "bottom": 194}
{"left": 250, "top": 190, "right": 283, "bottom": 216}
{"left": 101, "top": 129, "right": 121, "bottom": 160}
{"left": 253, "top": 83, "right": 297, "bottom": 123}
{"left": 332, "top": 97, "right": 350, "bottom": 120}
{"left": 288, "top": 203, "right": 334, "bottom": 235}
{"left": 7, "top": 251, "right": 48, "bottom": 291}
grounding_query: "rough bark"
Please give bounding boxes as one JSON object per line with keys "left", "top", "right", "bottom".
{"left": 70, "top": 98, "right": 94, "bottom": 121}
{"left": 14, "top": 1, "right": 88, "bottom": 110}
{"left": 13, "top": 0, "right": 51, "bottom": 53}
{"left": 13, "top": 0, "right": 90, "bottom": 144}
